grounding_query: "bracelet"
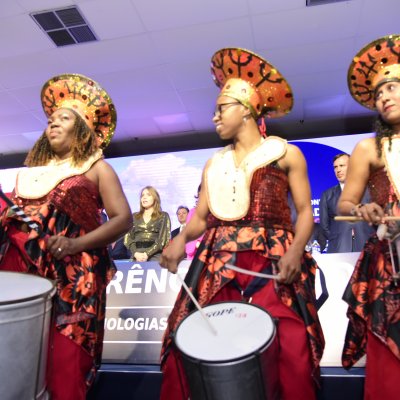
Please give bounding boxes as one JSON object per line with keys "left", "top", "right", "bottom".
{"left": 350, "top": 203, "right": 364, "bottom": 216}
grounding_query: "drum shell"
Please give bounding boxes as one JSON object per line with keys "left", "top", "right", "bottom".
{"left": 0, "top": 274, "right": 55, "bottom": 400}
{"left": 175, "top": 302, "right": 280, "bottom": 400}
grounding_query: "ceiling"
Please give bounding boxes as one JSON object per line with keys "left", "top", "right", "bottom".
{"left": 0, "top": 0, "right": 398, "bottom": 167}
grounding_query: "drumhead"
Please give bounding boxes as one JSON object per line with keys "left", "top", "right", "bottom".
{"left": 0, "top": 271, "right": 55, "bottom": 305}
{"left": 175, "top": 301, "right": 275, "bottom": 362}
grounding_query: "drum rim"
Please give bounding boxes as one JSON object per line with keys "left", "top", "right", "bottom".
{"left": 0, "top": 271, "right": 56, "bottom": 305}
{"left": 174, "top": 300, "right": 277, "bottom": 364}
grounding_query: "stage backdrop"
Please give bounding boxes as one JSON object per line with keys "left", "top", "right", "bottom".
{"left": 0, "top": 132, "right": 373, "bottom": 225}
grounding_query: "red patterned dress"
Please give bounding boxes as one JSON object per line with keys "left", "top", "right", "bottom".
{"left": 0, "top": 174, "right": 115, "bottom": 391}
{"left": 160, "top": 164, "right": 325, "bottom": 400}
{"left": 342, "top": 167, "right": 400, "bottom": 400}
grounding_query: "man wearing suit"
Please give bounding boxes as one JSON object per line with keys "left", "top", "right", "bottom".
{"left": 320, "top": 153, "right": 374, "bottom": 253}
{"left": 110, "top": 237, "right": 131, "bottom": 260}
{"left": 171, "top": 206, "right": 189, "bottom": 239}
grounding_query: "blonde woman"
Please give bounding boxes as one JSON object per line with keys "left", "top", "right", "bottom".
{"left": 125, "top": 186, "right": 171, "bottom": 261}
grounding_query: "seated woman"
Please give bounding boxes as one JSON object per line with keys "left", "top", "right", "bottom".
{"left": 124, "top": 186, "right": 171, "bottom": 261}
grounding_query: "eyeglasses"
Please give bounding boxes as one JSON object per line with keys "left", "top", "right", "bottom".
{"left": 213, "top": 102, "right": 241, "bottom": 118}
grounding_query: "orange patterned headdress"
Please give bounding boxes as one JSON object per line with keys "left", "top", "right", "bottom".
{"left": 211, "top": 48, "right": 293, "bottom": 119}
{"left": 41, "top": 73, "right": 117, "bottom": 148}
{"left": 348, "top": 34, "right": 400, "bottom": 109}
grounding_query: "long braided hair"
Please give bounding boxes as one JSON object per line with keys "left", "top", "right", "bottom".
{"left": 374, "top": 115, "right": 395, "bottom": 158}
{"left": 24, "top": 108, "right": 99, "bottom": 167}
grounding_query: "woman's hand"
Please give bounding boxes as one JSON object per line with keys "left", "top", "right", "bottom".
{"left": 159, "top": 236, "right": 186, "bottom": 273}
{"left": 352, "top": 202, "right": 385, "bottom": 224}
{"left": 277, "top": 248, "right": 302, "bottom": 284}
{"left": 134, "top": 252, "right": 148, "bottom": 262}
{"left": 47, "top": 235, "right": 79, "bottom": 260}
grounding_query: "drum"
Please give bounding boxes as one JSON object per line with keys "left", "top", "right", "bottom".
{"left": 0, "top": 271, "right": 56, "bottom": 400}
{"left": 174, "top": 301, "right": 279, "bottom": 400}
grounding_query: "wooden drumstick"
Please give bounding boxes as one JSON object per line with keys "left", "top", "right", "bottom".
{"left": 334, "top": 216, "right": 400, "bottom": 222}
{"left": 175, "top": 273, "right": 218, "bottom": 336}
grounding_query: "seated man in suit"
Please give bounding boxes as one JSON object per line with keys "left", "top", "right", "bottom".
{"left": 320, "top": 153, "right": 374, "bottom": 253}
{"left": 110, "top": 237, "right": 131, "bottom": 260}
{"left": 171, "top": 206, "right": 189, "bottom": 239}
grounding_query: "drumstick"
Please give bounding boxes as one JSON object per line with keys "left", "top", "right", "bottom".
{"left": 334, "top": 216, "right": 400, "bottom": 222}
{"left": 175, "top": 273, "right": 218, "bottom": 336}
{"left": 225, "top": 263, "right": 281, "bottom": 280}
{"left": 0, "top": 189, "right": 40, "bottom": 233}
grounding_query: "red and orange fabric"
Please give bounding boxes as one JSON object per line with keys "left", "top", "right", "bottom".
{"left": 0, "top": 174, "right": 116, "bottom": 387}
{"left": 342, "top": 167, "right": 400, "bottom": 368}
{"left": 161, "top": 166, "right": 325, "bottom": 383}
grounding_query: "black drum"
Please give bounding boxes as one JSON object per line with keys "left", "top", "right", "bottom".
{"left": 174, "top": 301, "right": 280, "bottom": 400}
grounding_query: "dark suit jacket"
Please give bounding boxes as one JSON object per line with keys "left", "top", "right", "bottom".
{"left": 319, "top": 184, "right": 375, "bottom": 253}
{"left": 171, "top": 227, "right": 180, "bottom": 239}
{"left": 110, "top": 237, "right": 131, "bottom": 260}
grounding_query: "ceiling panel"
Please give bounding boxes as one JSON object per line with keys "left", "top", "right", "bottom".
{"left": 303, "top": 95, "right": 347, "bottom": 119}
{"left": 151, "top": 18, "right": 255, "bottom": 64}
{"left": 260, "top": 38, "right": 357, "bottom": 77}
{"left": 247, "top": 0, "right": 304, "bottom": 14}
{"left": 0, "top": 50, "right": 69, "bottom": 89}
{"left": 154, "top": 113, "right": 193, "bottom": 134}
{"left": 80, "top": 0, "right": 146, "bottom": 39}
{"left": 252, "top": 1, "right": 361, "bottom": 50}
{"left": 165, "top": 61, "right": 213, "bottom": 92}
{"left": 54, "top": 33, "right": 159, "bottom": 75}
{"left": 16, "top": 0, "right": 76, "bottom": 11}
{"left": 6, "top": 85, "right": 43, "bottom": 113}
{"left": 115, "top": 115, "right": 161, "bottom": 137}
{"left": 0, "top": 0, "right": 397, "bottom": 159}
{"left": 178, "top": 87, "right": 218, "bottom": 114}
{"left": 0, "top": 0, "right": 26, "bottom": 19}
{"left": 133, "top": 0, "right": 249, "bottom": 31}
{"left": 0, "top": 14, "right": 51, "bottom": 58}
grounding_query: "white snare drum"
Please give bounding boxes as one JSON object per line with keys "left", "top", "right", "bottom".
{"left": 174, "top": 301, "right": 280, "bottom": 400}
{"left": 0, "top": 271, "right": 56, "bottom": 400}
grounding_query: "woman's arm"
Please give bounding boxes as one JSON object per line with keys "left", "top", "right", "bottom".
{"left": 160, "top": 162, "right": 211, "bottom": 273}
{"left": 279, "top": 144, "right": 314, "bottom": 283}
{"left": 47, "top": 159, "right": 133, "bottom": 259}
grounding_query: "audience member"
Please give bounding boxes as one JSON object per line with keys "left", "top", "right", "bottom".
{"left": 171, "top": 206, "right": 189, "bottom": 239}
{"left": 124, "top": 186, "right": 171, "bottom": 261}
{"left": 320, "top": 153, "right": 374, "bottom": 252}
{"left": 110, "top": 237, "right": 131, "bottom": 260}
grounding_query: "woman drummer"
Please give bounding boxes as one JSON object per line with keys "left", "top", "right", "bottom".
{"left": 159, "top": 48, "right": 325, "bottom": 400}
{"left": 0, "top": 74, "right": 132, "bottom": 399}
{"left": 338, "top": 34, "right": 400, "bottom": 400}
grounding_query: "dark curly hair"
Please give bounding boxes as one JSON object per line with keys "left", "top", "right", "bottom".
{"left": 374, "top": 115, "right": 395, "bottom": 158}
{"left": 24, "top": 108, "right": 99, "bottom": 167}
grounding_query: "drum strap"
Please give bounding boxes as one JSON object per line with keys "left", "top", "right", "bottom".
{"left": 316, "top": 267, "right": 329, "bottom": 310}
{"left": 230, "top": 265, "right": 273, "bottom": 301}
